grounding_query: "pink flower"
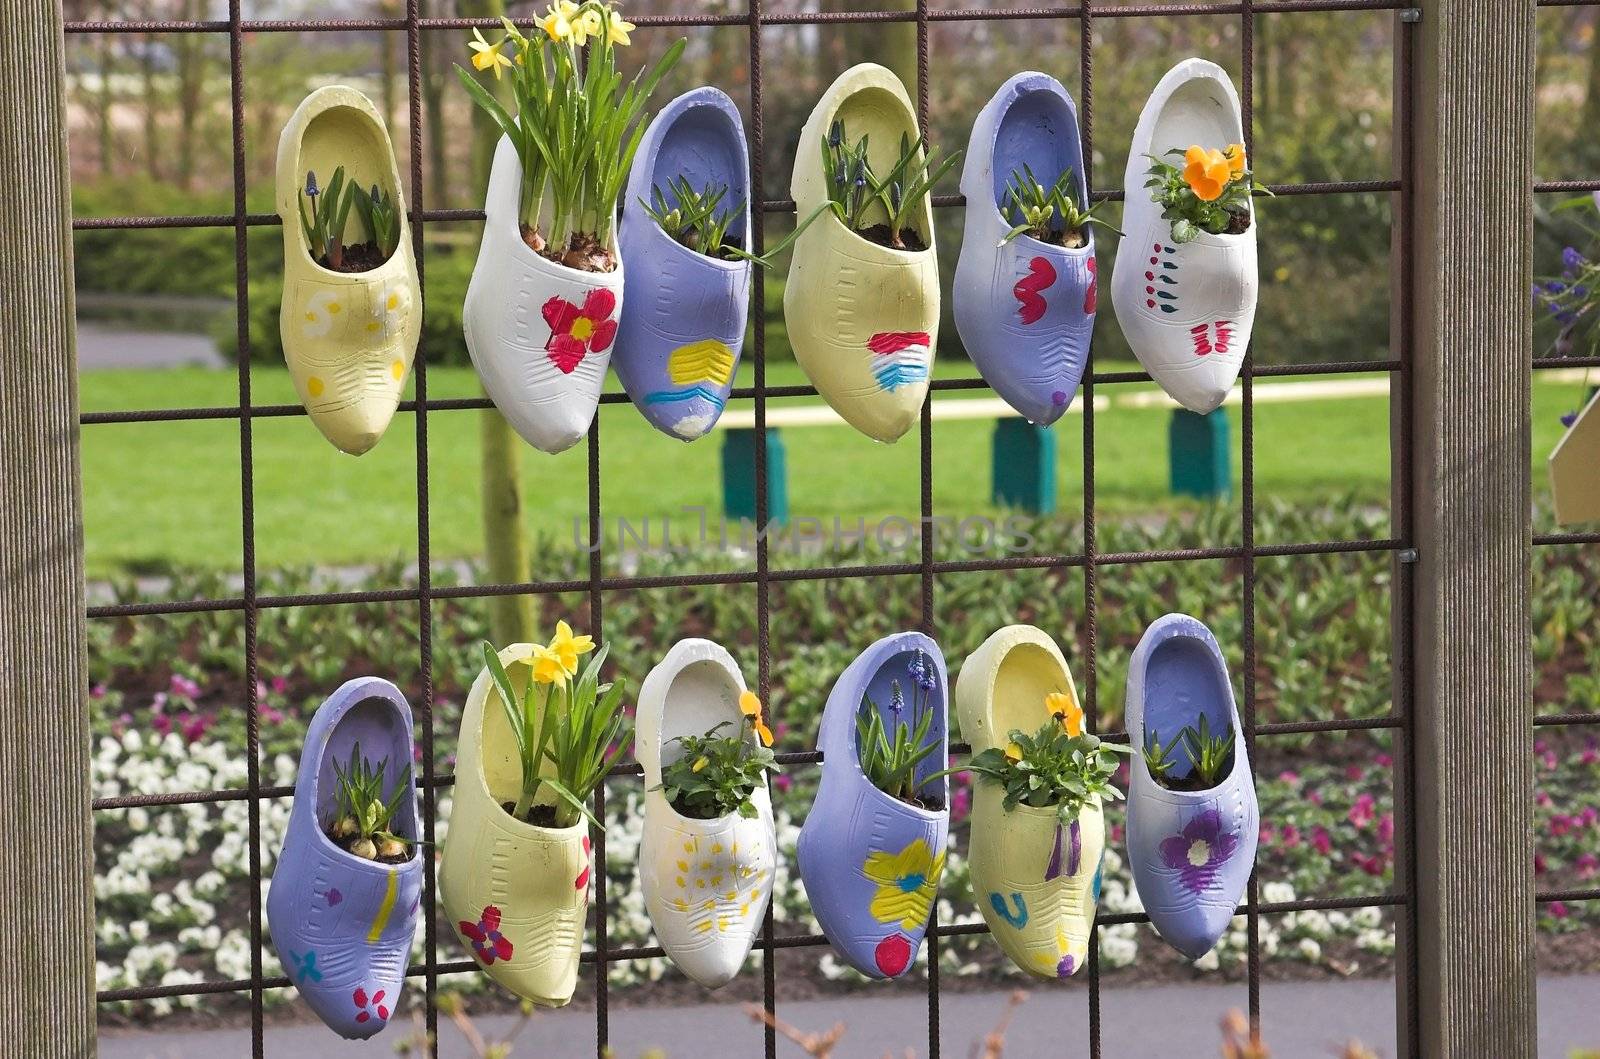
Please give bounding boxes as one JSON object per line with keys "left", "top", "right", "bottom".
{"left": 1377, "top": 813, "right": 1394, "bottom": 847}
{"left": 270, "top": 675, "right": 289, "bottom": 695}
{"left": 1345, "top": 765, "right": 1363, "bottom": 781}
{"left": 261, "top": 706, "right": 285, "bottom": 725}
{"left": 951, "top": 787, "right": 971, "bottom": 824}
{"left": 181, "top": 715, "right": 210, "bottom": 743}
{"left": 1307, "top": 790, "right": 1323, "bottom": 806}
{"left": 1348, "top": 793, "right": 1376, "bottom": 829}
{"left": 1535, "top": 852, "right": 1548, "bottom": 875}
{"left": 1576, "top": 853, "right": 1598, "bottom": 878}
{"left": 90, "top": 684, "right": 107, "bottom": 699}
{"left": 1536, "top": 790, "right": 1553, "bottom": 807}
{"left": 1550, "top": 901, "right": 1570, "bottom": 919}
{"left": 1311, "top": 826, "right": 1332, "bottom": 856}
{"left": 152, "top": 713, "right": 174, "bottom": 737}
{"left": 772, "top": 774, "right": 793, "bottom": 792}
{"left": 169, "top": 674, "right": 201, "bottom": 699}
{"left": 1375, "top": 753, "right": 1392, "bottom": 768}
{"left": 1280, "top": 823, "right": 1301, "bottom": 848}
{"left": 1551, "top": 814, "right": 1576, "bottom": 837}
{"left": 1276, "top": 769, "right": 1300, "bottom": 785}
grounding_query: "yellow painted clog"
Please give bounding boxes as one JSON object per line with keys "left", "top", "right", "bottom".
{"left": 955, "top": 625, "right": 1103, "bottom": 980}
{"left": 1551, "top": 388, "right": 1600, "bottom": 525}
{"left": 276, "top": 86, "right": 420, "bottom": 456}
{"left": 784, "top": 64, "right": 940, "bottom": 444}
{"left": 439, "top": 644, "right": 592, "bottom": 1007}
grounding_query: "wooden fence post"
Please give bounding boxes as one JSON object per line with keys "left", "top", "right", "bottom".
{"left": 1406, "top": 1, "right": 1537, "bottom": 1055}
{"left": 0, "top": 0, "right": 94, "bottom": 1051}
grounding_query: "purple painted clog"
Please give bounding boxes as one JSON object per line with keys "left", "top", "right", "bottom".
{"left": 267, "top": 677, "right": 422, "bottom": 1039}
{"left": 796, "top": 633, "right": 950, "bottom": 979}
{"left": 1124, "top": 614, "right": 1258, "bottom": 959}
{"left": 954, "top": 72, "right": 1096, "bottom": 426}
{"left": 616, "top": 87, "right": 751, "bottom": 442}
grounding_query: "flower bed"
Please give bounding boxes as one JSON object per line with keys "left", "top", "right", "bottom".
{"left": 89, "top": 501, "right": 1600, "bottom": 1023}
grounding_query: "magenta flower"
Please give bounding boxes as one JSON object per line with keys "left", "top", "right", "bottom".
{"left": 169, "top": 674, "right": 201, "bottom": 699}
{"left": 1551, "top": 901, "right": 1570, "bottom": 919}
{"left": 1348, "top": 793, "right": 1376, "bottom": 829}
{"left": 1311, "top": 826, "right": 1332, "bottom": 856}
{"left": 1158, "top": 809, "right": 1239, "bottom": 895}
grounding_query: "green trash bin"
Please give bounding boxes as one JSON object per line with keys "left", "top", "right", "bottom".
{"left": 1169, "top": 407, "right": 1231, "bottom": 501}
{"left": 991, "top": 417, "right": 1057, "bottom": 514}
{"left": 722, "top": 427, "right": 789, "bottom": 526}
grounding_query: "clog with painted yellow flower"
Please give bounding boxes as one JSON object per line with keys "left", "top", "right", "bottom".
{"left": 266, "top": 677, "right": 422, "bottom": 1039}
{"left": 616, "top": 89, "right": 750, "bottom": 442}
{"left": 784, "top": 64, "right": 940, "bottom": 444}
{"left": 1110, "top": 58, "right": 1257, "bottom": 414}
{"left": 439, "top": 643, "right": 594, "bottom": 1007}
{"left": 796, "top": 632, "right": 950, "bottom": 978}
{"left": 276, "top": 86, "right": 420, "bottom": 456}
{"left": 954, "top": 625, "right": 1103, "bottom": 980}
{"left": 637, "top": 639, "right": 775, "bottom": 988}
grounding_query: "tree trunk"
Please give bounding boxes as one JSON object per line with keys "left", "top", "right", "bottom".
{"left": 461, "top": 0, "right": 535, "bottom": 646}
{"left": 420, "top": 0, "right": 449, "bottom": 208}
{"left": 174, "top": 0, "right": 205, "bottom": 190}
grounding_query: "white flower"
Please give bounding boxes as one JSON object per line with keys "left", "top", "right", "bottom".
{"left": 1297, "top": 937, "right": 1322, "bottom": 961}
{"left": 1193, "top": 949, "right": 1221, "bottom": 972}
{"left": 1262, "top": 881, "right": 1296, "bottom": 905}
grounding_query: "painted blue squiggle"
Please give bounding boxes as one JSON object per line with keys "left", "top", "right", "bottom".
{"left": 989, "top": 891, "right": 1028, "bottom": 929}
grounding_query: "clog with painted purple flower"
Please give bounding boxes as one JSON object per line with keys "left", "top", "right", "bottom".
{"left": 1110, "top": 59, "right": 1257, "bottom": 414}
{"left": 276, "top": 86, "right": 421, "bottom": 456}
{"left": 954, "top": 73, "right": 1096, "bottom": 426}
{"left": 439, "top": 643, "right": 592, "bottom": 1006}
{"left": 784, "top": 64, "right": 940, "bottom": 444}
{"left": 955, "top": 625, "right": 1102, "bottom": 979}
{"left": 616, "top": 88, "right": 750, "bottom": 442}
{"left": 266, "top": 677, "right": 422, "bottom": 1039}
{"left": 796, "top": 632, "right": 950, "bottom": 978}
{"left": 1124, "top": 613, "right": 1258, "bottom": 959}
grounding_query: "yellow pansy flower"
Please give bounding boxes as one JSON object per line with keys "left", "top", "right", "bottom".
{"left": 1047, "top": 690, "right": 1084, "bottom": 737}
{"left": 1005, "top": 742, "right": 1024, "bottom": 763}
{"left": 468, "top": 28, "right": 513, "bottom": 79}
{"left": 739, "top": 690, "right": 773, "bottom": 747}
{"left": 1182, "top": 144, "right": 1231, "bottom": 202}
{"left": 863, "top": 839, "right": 946, "bottom": 932}
{"left": 1223, "top": 142, "right": 1248, "bottom": 178}
{"left": 546, "top": 620, "right": 595, "bottom": 677}
{"left": 692, "top": 756, "right": 710, "bottom": 773}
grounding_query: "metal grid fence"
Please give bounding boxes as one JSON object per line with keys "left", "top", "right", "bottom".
{"left": 67, "top": 2, "right": 1435, "bottom": 1056}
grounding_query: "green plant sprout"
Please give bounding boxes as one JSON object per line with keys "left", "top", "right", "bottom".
{"left": 821, "top": 121, "right": 962, "bottom": 250}
{"left": 1182, "top": 713, "right": 1236, "bottom": 788}
{"left": 998, "top": 163, "right": 1122, "bottom": 248}
{"left": 856, "top": 652, "right": 942, "bottom": 804}
{"left": 328, "top": 741, "right": 413, "bottom": 861}
{"left": 640, "top": 176, "right": 831, "bottom": 267}
{"left": 298, "top": 166, "right": 360, "bottom": 269}
{"left": 353, "top": 182, "right": 401, "bottom": 260}
{"left": 653, "top": 720, "right": 781, "bottom": 820}
{"left": 1143, "top": 726, "right": 1180, "bottom": 784}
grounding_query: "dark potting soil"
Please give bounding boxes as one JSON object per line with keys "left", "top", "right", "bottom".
{"left": 857, "top": 223, "right": 928, "bottom": 252}
{"left": 1151, "top": 771, "right": 1225, "bottom": 793}
{"left": 664, "top": 230, "right": 747, "bottom": 262}
{"left": 316, "top": 241, "right": 390, "bottom": 274}
{"left": 503, "top": 801, "right": 563, "bottom": 828}
{"left": 1224, "top": 210, "right": 1252, "bottom": 236}
{"left": 522, "top": 225, "right": 618, "bottom": 273}
{"left": 1031, "top": 226, "right": 1089, "bottom": 249}
{"left": 326, "top": 829, "right": 415, "bottom": 865}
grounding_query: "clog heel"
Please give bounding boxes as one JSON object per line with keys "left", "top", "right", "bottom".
{"left": 616, "top": 89, "right": 751, "bottom": 442}
{"left": 1124, "top": 613, "right": 1259, "bottom": 959}
{"left": 1110, "top": 59, "right": 1257, "bottom": 414}
{"left": 784, "top": 64, "right": 940, "bottom": 444}
{"left": 954, "top": 73, "right": 1096, "bottom": 426}
{"left": 275, "top": 87, "right": 421, "bottom": 456}
{"left": 267, "top": 677, "right": 422, "bottom": 1039}
{"left": 439, "top": 644, "right": 593, "bottom": 1006}
{"left": 637, "top": 639, "right": 775, "bottom": 988}
{"left": 796, "top": 632, "right": 950, "bottom": 978}
{"left": 464, "top": 137, "right": 623, "bottom": 454}
{"left": 955, "top": 625, "right": 1102, "bottom": 979}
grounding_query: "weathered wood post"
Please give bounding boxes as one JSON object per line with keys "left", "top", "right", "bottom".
{"left": 1404, "top": 1, "right": 1537, "bottom": 1055}
{"left": 0, "top": 0, "right": 95, "bottom": 1051}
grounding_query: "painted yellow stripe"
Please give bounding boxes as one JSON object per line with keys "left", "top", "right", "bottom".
{"left": 366, "top": 870, "right": 398, "bottom": 944}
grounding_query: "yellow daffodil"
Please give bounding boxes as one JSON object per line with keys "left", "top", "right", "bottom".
{"left": 1047, "top": 690, "right": 1084, "bottom": 737}
{"left": 1223, "top": 142, "right": 1248, "bottom": 178}
{"left": 692, "top": 755, "right": 710, "bottom": 773}
{"left": 468, "top": 28, "right": 514, "bottom": 80}
{"left": 573, "top": 7, "right": 602, "bottom": 46}
{"left": 528, "top": 644, "right": 568, "bottom": 686}
{"left": 607, "top": 10, "right": 636, "bottom": 46}
{"left": 539, "top": 7, "right": 573, "bottom": 41}
{"left": 739, "top": 690, "right": 774, "bottom": 747}
{"left": 546, "top": 620, "right": 595, "bottom": 677}
{"left": 1182, "top": 144, "right": 1232, "bottom": 202}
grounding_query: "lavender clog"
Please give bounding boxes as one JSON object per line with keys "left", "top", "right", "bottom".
{"left": 953, "top": 72, "right": 1096, "bottom": 426}
{"left": 1124, "top": 614, "right": 1258, "bottom": 959}
{"left": 796, "top": 633, "right": 950, "bottom": 979}
{"left": 267, "top": 677, "right": 422, "bottom": 1038}
{"left": 616, "top": 87, "right": 751, "bottom": 442}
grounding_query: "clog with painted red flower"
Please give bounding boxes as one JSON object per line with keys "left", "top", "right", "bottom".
{"left": 465, "top": 135, "right": 623, "bottom": 454}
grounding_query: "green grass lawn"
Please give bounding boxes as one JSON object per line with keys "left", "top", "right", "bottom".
{"left": 79, "top": 358, "right": 1588, "bottom": 576}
